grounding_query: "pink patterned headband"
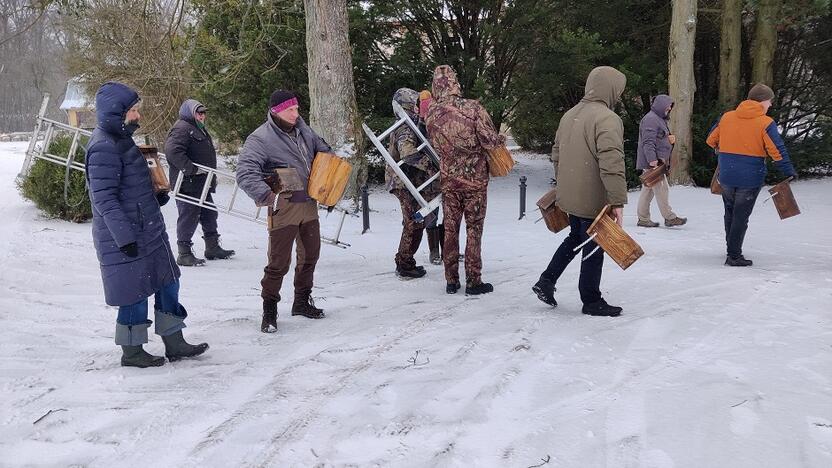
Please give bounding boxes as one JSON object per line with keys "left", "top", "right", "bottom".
{"left": 270, "top": 98, "right": 299, "bottom": 114}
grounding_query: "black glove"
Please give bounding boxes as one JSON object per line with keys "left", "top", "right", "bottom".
{"left": 156, "top": 191, "right": 170, "bottom": 206}
{"left": 120, "top": 242, "right": 139, "bottom": 258}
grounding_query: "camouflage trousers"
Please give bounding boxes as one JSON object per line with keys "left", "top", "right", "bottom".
{"left": 442, "top": 190, "right": 487, "bottom": 285}
{"left": 393, "top": 189, "right": 425, "bottom": 270}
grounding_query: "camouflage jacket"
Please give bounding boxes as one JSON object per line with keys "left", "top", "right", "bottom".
{"left": 425, "top": 65, "right": 505, "bottom": 192}
{"left": 385, "top": 123, "right": 440, "bottom": 200}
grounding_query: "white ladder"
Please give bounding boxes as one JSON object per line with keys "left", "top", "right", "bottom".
{"left": 361, "top": 100, "right": 441, "bottom": 221}
{"left": 19, "top": 95, "right": 352, "bottom": 248}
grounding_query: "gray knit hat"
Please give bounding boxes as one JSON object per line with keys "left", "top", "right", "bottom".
{"left": 748, "top": 83, "right": 775, "bottom": 102}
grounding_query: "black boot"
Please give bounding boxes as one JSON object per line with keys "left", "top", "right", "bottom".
{"left": 177, "top": 242, "right": 206, "bottom": 267}
{"left": 465, "top": 281, "right": 494, "bottom": 295}
{"left": 582, "top": 299, "right": 623, "bottom": 317}
{"left": 204, "top": 235, "right": 235, "bottom": 260}
{"left": 725, "top": 255, "right": 752, "bottom": 267}
{"left": 262, "top": 298, "right": 278, "bottom": 333}
{"left": 162, "top": 330, "right": 209, "bottom": 361}
{"left": 446, "top": 282, "right": 461, "bottom": 294}
{"left": 427, "top": 226, "right": 442, "bottom": 265}
{"left": 292, "top": 294, "right": 325, "bottom": 319}
{"left": 121, "top": 345, "right": 166, "bottom": 368}
{"left": 396, "top": 263, "right": 427, "bottom": 279}
{"left": 532, "top": 277, "right": 557, "bottom": 307}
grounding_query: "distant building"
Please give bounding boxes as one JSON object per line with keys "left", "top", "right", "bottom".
{"left": 60, "top": 79, "right": 95, "bottom": 129}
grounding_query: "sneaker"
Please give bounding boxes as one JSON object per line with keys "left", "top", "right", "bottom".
{"left": 725, "top": 255, "right": 753, "bottom": 267}
{"left": 446, "top": 282, "right": 461, "bottom": 294}
{"left": 465, "top": 281, "right": 494, "bottom": 295}
{"left": 582, "top": 299, "right": 623, "bottom": 317}
{"left": 664, "top": 217, "right": 688, "bottom": 227}
{"left": 532, "top": 278, "right": 557, "bottom": 307}
{"left": 637, "top": 220, "right": 660, "bottom": 228}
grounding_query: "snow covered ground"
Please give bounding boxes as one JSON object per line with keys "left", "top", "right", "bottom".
{"left": 1, "top": 140, "right": 830, "bottom": 467}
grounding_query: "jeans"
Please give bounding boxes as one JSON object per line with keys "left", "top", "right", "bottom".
{"left": 721, "top": 185, "right": 761, "bottom": 258}
{"left": 540, "top": 215, "right": 603, "bottom": 304}
{"left": 117, "top": 280, "right": 186, "bottom": 326}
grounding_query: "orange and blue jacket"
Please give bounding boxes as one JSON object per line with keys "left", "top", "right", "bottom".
{"left": 706, "top": 100, "right": 796, "bottom": 188}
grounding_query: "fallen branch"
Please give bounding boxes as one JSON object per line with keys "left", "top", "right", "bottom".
{"left": 33, "top": 408, "right": 67, "bottom": 425}
{"left": 528, "top": 455, "right": 551, "bottom": 468}
{"left": 407, "top": 350, "right": 430, "bottom": 367}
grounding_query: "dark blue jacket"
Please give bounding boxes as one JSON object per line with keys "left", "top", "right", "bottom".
{"left": 85, "top": 82, "right": 180, "bottom": 306}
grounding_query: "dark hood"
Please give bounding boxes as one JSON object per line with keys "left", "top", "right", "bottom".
{"left": 431, "top": 65, "right": 462, "bottom": 102}
{"left": 581, "top": 66, "right": 627, "bottom": 110}
{"left": 95, "top": 82, "right": 140, "bottom": 137}
{"left": 179, "top": 98, "right": 205, "bottom": 124}
{"left": 650, "top": 94, "right": 674, "bottom": 119}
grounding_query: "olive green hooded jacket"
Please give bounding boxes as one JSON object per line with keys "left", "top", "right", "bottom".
{"left": 552, "top": 66, "right": 628, "bottom": 219}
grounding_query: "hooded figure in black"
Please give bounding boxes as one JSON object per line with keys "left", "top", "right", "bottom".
{"left": 164, "top": 99, "right": 235, "bottom": 266}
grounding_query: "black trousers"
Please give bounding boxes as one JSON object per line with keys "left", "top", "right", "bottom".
{"left": 176, "top": 193, "right": 218, "bottom": 246}
{"left": 540, "top": 214, "right": 604, "bottom": 304}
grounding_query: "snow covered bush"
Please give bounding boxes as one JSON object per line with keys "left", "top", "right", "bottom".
{"left": 18, "top": 134, "right": 92, "bottom": 222}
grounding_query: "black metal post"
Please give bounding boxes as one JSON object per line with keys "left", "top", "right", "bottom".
{"left": 519, "top": 176, "right": 527, "bottom": 220}
{"left": 361, "top": 185, "right": 370, "bottom": 233}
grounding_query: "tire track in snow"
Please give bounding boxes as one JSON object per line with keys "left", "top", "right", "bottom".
{"left": 186, "top": 298, "right": 469, "bottom": 464}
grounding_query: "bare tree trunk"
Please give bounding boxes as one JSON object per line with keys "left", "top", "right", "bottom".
{"left": 668, "top": 0, "right": 698, "bottom": 185}
{"left": 718, "top": 0, "right": 742, "bottom": 109}
{"left": 304, "top": 0, "right": 366, "bottom": 199}
{"left": 752, "top": 0, "right": 780, "bottom": 87}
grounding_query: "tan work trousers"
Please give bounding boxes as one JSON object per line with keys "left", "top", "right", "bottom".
{"left": 637, "top": 174, "right": 677, "bottom": 222}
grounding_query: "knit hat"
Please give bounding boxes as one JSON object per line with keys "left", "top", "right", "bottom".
{"left": 419, "top": 90, "right": 431, "bottom": 101}
{"left": 269, "top": 90, "right": 298, "bottom": 114}
{"left": 747, "top": 83, "right": 774, "bottom": 102}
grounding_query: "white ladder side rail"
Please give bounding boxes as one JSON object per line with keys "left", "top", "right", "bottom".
{"left": 362, "top": 101, "right": 443, "bottom": 221}
{"left": 20, "top": 96, "right": 350, "bottom": 248}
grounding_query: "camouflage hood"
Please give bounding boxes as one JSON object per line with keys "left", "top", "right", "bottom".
{"left": 393, "top": 87, "right": 420, "bottom": 118}
{"left": 582, "top": 66, "right": 627, "bottom": 110}
{"left": 431, "top": 65, "right": 462, "bottom": 102}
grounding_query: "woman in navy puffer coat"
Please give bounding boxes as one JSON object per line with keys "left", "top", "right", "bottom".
{"left": 86, "top": 82, "right": 208, "bottom": 368}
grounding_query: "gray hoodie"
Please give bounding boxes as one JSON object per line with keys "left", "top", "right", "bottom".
{"left": 636, "top": 94, "right": 674, "bottom": 170}
{"left": 236, "top": 114, "right": 331, "bottom": 206}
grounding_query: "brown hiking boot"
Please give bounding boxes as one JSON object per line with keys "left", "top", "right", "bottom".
{"left": 664, "top": 217, "right": 687, "bottom": 227}
{"left": 637, "top": 219, "right": 660, "bottom": 228}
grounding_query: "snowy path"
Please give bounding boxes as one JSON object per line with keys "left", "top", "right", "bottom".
{"left": 1, "top": 142, "right": 830, "bottom": 467}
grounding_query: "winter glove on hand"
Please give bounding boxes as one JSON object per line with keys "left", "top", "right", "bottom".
{"left": 120, "top": 242, "right": 139, "bottom": 258}
{"left": 156, "top": 191, "right": 170, "bottom": 206}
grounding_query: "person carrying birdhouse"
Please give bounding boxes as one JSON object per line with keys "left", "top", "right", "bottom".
{"left": 236, "top": 90, "right": 332, "bottom": 333}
